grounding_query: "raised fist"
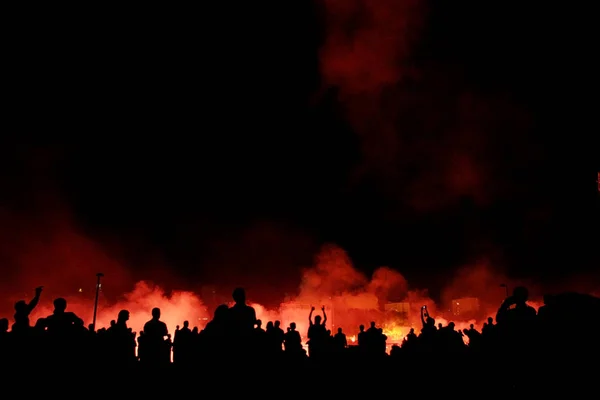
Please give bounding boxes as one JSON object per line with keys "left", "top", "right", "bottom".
{"left": 321, "top": 305, "right": 325, "bottom": 311}
{"left": 311, "top": 306, "right": 315, "bottom": 311}
{"left": 35, "top": 286, "right": 43, "bottom": 293}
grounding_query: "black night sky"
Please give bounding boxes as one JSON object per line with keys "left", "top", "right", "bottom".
{"left": 1, "top": 2, "right": 599, "bottom": 303}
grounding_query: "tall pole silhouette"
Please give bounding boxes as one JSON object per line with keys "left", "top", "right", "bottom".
{"left": 500, "top": 283, "right": 509, "bottom": 298}
{"left": 92, "top": 273, "right": 104, "bottom": 331}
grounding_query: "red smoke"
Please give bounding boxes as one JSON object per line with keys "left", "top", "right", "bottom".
{"left": 318, "top": 0, "right": 534, "bottom": 211}
{"left": 0, "top": 208, "right": 592, "bottom": 349}
{"left": 0, "top": 147, "right": 591, "bottom": 348}
{"left": 319, "top": 0, "right": 422, "bottom": 92}
{"left": 29, "top": 282, "right": 209, "bottom": 336}
{"left": 0, "top": 206, "right": 210, "bottom": 336}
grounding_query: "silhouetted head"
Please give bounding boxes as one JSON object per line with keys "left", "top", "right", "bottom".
{"left": 314, "top": 315, "right": 322, "bottom": 324}
{"left": 266, "top": 321, "right": 274, "bottom": 330}
{"left": 543, "top": 294, "right": 555, "bottom": 306}
{"left": 232, "top": 287, "right": 246, "bottom": 304}
{"left": 370, "top": 321, "right": 375, "bottom": 328}
{"left": 117, "top": 310, "right": 129, "bottom": 323}
{"left": 337, "top": 327, "right": 342, "bottom": 334}
{"left": 359, "top": 324, "right": 365, "bottom": 331}
{"left": 53, "top": 298, "right": 67, "bottom": 313}
{"left": 14, "top": 300, "right": 27, "bottom": 313}
{"left": 110, "top": 320, "right": 116, "bottom": 327}
{"left": 470, "top": 324, "right": 474, "bottom": 329}
{"left": 151, "top": 307, "right": 161, "bottom": 319}
{"left": 409, "top": 328, "right": 414, "bottom": 334}
{"left": 35, "top": 318, "right": 46, "bottom": 329}
{"left": 290, "top": 322, "right": 296, "bottom": 330}
{"left": 255, "top": 319, "right": 262, "bottom": 328}
{"left": 183, "top": 320, "right": 189, "bottom": 328}
{"left": 448, "top": 322, "right": 455, "bottom": 330}
{"left": 214, "top": 304, "right": 229, "bottom": 320}
{"left": 427, "top": 317, "right": 435, "bottom": 326}
{"left": 513, "top": 286, "right": 529, "bottom": 304}
{"left": 487, "top": 317, "right": 493, "bottom": 324}
{"left": 274, "top": 320, "right": 281, "bottom": 328}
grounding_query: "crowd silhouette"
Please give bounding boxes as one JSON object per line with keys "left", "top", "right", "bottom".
{"left": 1, "top": 284, "right": 598, "bottom": 391}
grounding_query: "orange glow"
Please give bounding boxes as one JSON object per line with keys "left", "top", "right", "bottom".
{"left": 28, "top": 281, "right": 210, "bottom": 336}
{"left": 20, "top": 282, "right": 544, "bottom": 353}
{"left": 12, "top": 245, "right": 548, "bottom": 354}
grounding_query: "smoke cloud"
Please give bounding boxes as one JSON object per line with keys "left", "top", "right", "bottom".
{"left": 28, "top": 281, "right": 209, "bottom": 336}
{"left": 1, "top": 212, "right": 595, "bottom": 346}
{"left": 0, "top": 205, "right": 209, "bottom": 336}
{"left": 318, "top": 0, "right": 534, "bottom": 212}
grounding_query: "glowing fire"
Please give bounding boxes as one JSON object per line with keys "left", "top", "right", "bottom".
{"left": 5, "top": 245, "right": 547, "bottom": 354}
{"left": 14, "top": 284, "right": 544, "bottom": 354}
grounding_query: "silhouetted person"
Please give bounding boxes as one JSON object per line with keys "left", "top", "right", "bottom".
{"left": 254, "top": 319, "right": 265, "bottom": 333}
{"left": 365, "top": 322, "right": 386, "bottom": 355}
{"left": 357, "top": 324, "right": 366, "bottom": 348}
{"left": 271, "top": 320, "right": 285, "bottom": 351}
{"left": 307, "top": 305, "right": 327, "bottom": 358}
{"left": 496, "top": 286, "right": 537, "bottom": 357}
{"left": 284, "top": 322, "right": 302, "bottom": 354}
{"left": 228, "top": 288, "right": 257, "bottom": 341}
{"left": 173, "top": 320, "right": 192, "bottom": 365}
{"left": 482, "top": 317, "right": 495, "bottom": 335}
{"left": 496, "top": 286, "right": 537, "bottom": 327}
{"left": 44, "top": 297, "right": 83, "bottom": 335}
{"left": 107, "top": 310, "right": 136, "bottom": 366}
{"left": 141, "top": 307, "right": 169, "bottom": 365}
{"left": 12, "top": 286, "right": 42, "bottom": 333}
{"left": 201, "top": 304, "right": 230, "bottom": 358}
{"left": 334, "top": 327, "right": 347, "bottom": 350}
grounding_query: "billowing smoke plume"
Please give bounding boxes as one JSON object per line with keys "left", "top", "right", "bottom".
{"left": 253, "top": 246, "right": 555, "bottom": 344}
{"left": 318, "top": 0, "right": 533, "bottom": 211}
{"left": 0, "top": 207, "right": 209, "bottom": 336}
{"left": 295, "top": 244, "right": 408, "bottom": 309}
{"left": 319, "top": 0, "right": 422, "bottom": 93}
{"left": 318, "top": 0, "right": 423, "bottom": 187}
{"left": 256, "top": 244, "right": 437, "bottom": 343}
{"left": 29, "top": 282, "right": 209, "bottom": 335}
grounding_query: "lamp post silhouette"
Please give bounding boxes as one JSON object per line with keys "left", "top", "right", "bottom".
{"left": 92, "top": 273, "right": 104, "bottom": 331}
{"left": 500, "top": 283, "right": 509, "bottom": 298}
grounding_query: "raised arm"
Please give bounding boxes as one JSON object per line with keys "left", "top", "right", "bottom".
{"left": 309, "top": 306, "right": 315, "bottom": 325}
{"left": 495, "top": 296, "right": 514, "bottom": 324}
{"left": 27, "top": 286, "right": 43, "bottom": 313}
{"left": 321, "top": 305, "right": 327, "bottom": 325}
